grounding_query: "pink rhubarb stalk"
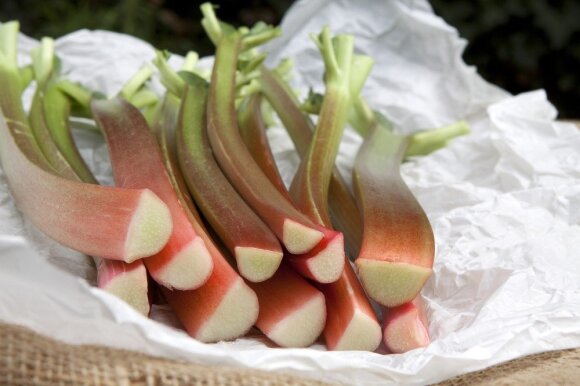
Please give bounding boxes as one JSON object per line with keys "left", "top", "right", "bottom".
{"left": 31, "top": 44, "right": 150, "bottom": 315}
{"left": 91, "top": 97, "right": 213, "bottom": 290}
{"left": 0, "top": 23, "right": 172, "bottom": 263}
{"left": 248, "top": 262, "right": 326, "bottom": 347}
{"left": 382, "top": 296, "right": 430, "bottom": 354}
{"left": 353, "top": 124, "right": 435, "bottom": 307}
{"left": 97, "top": 260, "right": 150, "bottom": 315}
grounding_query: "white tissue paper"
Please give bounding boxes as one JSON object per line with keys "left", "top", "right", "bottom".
{"left": 2, "top": 0, "right": 580, "bottom": 385}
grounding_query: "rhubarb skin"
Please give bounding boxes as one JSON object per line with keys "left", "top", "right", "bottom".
{"left": 248, "top": 262, "right": 326, "bottom": 347}
{"left": 177, "top": 81, "right": 282, "bottom": 282}
{"left": 206, "top": 31, "right": 327, "bottom": 255}
{"left": 382, "top": 296, "right": 430, "bottom": 354}
{"left": 353, "top": 124, "right": 434, "bottom": 307}
{"left": 91, "top": 97, "right": 213, "bottom": 290}
{"left": 153, "top": 95, "right": 259, "bottom": 342}
{"left": 237, "top": 87, "right": 379, "bottom": 351}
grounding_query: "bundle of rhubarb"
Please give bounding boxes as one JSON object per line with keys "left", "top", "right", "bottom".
{"left": 0, "top": 5, "right": 469, "bottom": 353}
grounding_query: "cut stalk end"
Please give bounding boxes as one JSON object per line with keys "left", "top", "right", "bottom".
{"left": 292, "top": 232, "right": 345, "bottom": 283}
{"left": 383, "top": 307, "right": 430, "bottom": 354}
{"left": 124, "top": 189, "right": 173, "bottom": 263}
{"left": 197, "top": 278, "right": 259, "bottom": 343}
{"left": 356, "top": 259, "right": 432, "bottom": 307}
{"left": 235, "top": 246, "right": 283, "bottom": 282}
{"left": 267, "top": 294, "right": 326, "bottom": 348}
{"left": 282, "top": 219, "right": 323, "bottom": 254}
{"left": 101, "top": 263, "right": 150, "bottom": 316}
{"left": 153, "top": 237, "right": 213, "bottom": 290}
{"left": 331, "top": 310, "right": 382, "bottom": 351}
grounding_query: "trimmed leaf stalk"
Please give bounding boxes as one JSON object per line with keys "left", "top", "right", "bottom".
{"left": 151, "top": 94, "right": 261, "bottom": 343}
{"left": 0, "top": 22, "right": 173, "bottom": 263}
{"left": 353, "top": 124, "right": 435, "bottom": 308}
{"left": 202, "top": 5, "right": 340, "bottom": 263}
{"left": 91, "top": 97, "right": 214, "bottom": 290}
{"left": 177, "top": 78, "right": 283, "bottom": 282}
{"left": 31, "top": 43, "right": 150, "bottom": 315}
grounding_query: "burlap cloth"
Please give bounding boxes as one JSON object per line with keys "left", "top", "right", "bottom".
{"left": 2, "top": 321, "right": 579, "bottom": 385}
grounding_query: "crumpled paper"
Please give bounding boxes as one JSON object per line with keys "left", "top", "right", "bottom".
{"left": 2, "top": 0, "right": 580, "bottom": 385}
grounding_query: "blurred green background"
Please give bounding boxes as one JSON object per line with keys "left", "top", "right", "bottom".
{"left": 1, "top": 0, "right": 578, "bottom": 118}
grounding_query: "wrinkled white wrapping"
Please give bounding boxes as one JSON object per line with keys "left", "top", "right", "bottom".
{"left": 2, "top": 1, "right": 580, "bottom": 385}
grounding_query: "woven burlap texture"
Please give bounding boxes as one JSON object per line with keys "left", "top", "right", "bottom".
{"left": 2, "top": 321, "right": 580, "bottom": 385}
{"left": 0, "top": 322, "right": 334, "bottom": 386}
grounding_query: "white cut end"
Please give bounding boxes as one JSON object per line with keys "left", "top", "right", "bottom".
{"left": 384, "top": 311, "right": 430, "bottom": 354}
{"left": 282, "top": 219, "right": 323, "bottom": 254}
{"left": 124, "top": 190, "right": 173, "bottom": 263}
{"left": 155, "top": 237, "right": 213, "bottom": 290}
{"left": 103, "top": 265, "right": 150, "bottom": 316}
{"left": 235, "top": 246, "right": 283, "bottom": 282}
{"left": 267, "top": 294, "right": 326, "bottom": 348}
{"left": 356, "top": 259, "right": 432, "bottom": 307}
{"left": 332, "top": 310, "right": 382, "bottom": 351}
{"left": 305, "top": 233, "right": 345, "bottom": 283}
{"left": 197, "top": 279, "right": 259, "bottom": 343}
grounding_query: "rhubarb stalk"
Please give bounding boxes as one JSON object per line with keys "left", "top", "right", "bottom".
{"left": 201, "top": 4, "right": 329, "bottom": 256}
{"left": 353, "top": 124, "right": 435, "bottom": 307}
{"left": 176, "top": 76, "right": 283, "bottom": 282}
{"left": 258, "top": 67, "right": 362, "bottom": 258}
{"left": 91, "top": 97, "right": 214, "bottom": 290}
{"left": 382, "top": 296, "right": 430, "bottom": 354}
{"left": 28, "top": 43, "right": 150, "bottom": 315}
{"left": 153, "top": 93, "right": 259, "bottom": 343}
{"left": 0, "top": 22, "right": 173, "bottom": 263}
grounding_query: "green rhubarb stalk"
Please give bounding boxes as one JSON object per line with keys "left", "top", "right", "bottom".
{"left": 176, "top": 75, "right": 283, "bottom": 282}
{"left": 200, "top": 4, "right": 329, "bottom": 256}
{"left": 289, "top": 27, "right": 369, "bottom": 227}
{"left": 258, "top": 63, "right": 363, "bottom": 258}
